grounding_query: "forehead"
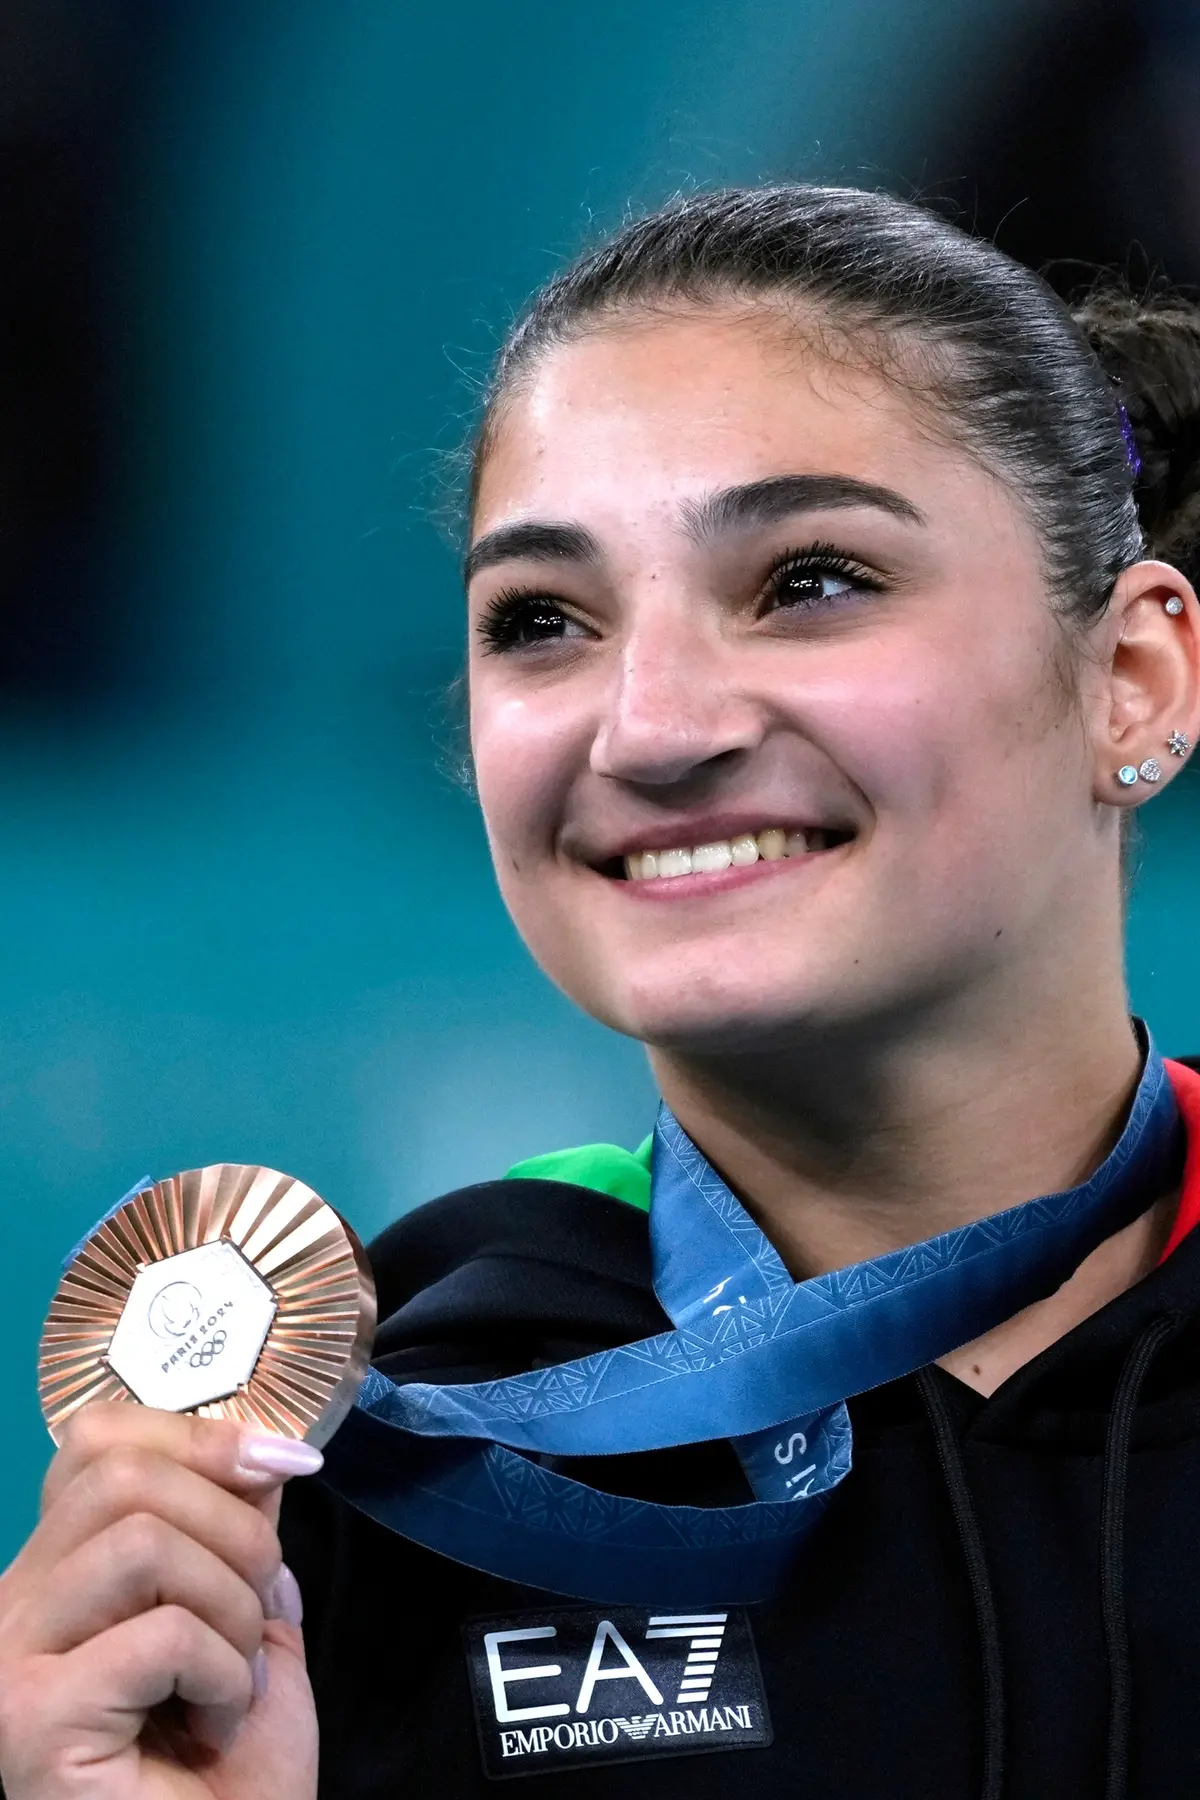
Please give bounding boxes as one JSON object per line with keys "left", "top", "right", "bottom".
{"left": 474, "top": 307, "right": 973, "bottom": 534}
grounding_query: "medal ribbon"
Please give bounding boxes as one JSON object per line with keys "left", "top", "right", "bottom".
{"left": 321, "top": 1033, "right": 1181, "bottom": 1601}
{"left": 323, "top": 1044, "right": 1180, "bottom": 1605}
{"left": 323, "top": 1036, "right": 1179, "bottom": 1601}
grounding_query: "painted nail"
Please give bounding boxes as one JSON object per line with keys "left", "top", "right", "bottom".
{"left": 252, "top": 1648, "right": 270, "bottom": 1701}
{"left": 264, "top": 1562, "right": 304, "bottom": 1628}
{"left": 236, "top": 1434, "right": 324, "bottom": 1478}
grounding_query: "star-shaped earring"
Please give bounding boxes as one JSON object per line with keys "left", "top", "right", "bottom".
{"left": 1168, "top": 730, "right": 1191, "bottom": 758}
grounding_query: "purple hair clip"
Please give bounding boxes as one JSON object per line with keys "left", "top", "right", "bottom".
{"left": 1118, "top": 402, "right": 1142, "bottom": 480}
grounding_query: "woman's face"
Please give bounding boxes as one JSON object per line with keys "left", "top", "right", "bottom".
{"left": 466, "top": 307, "right": 1114, "bottom": 1053}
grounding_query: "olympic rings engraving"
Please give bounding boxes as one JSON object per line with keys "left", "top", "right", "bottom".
{"left": 189, "top": 1329, "right": 228, "bottom": 1368}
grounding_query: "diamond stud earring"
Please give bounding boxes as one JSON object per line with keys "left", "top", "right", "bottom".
{"left": 1117, "top": 765, "right": 1139, "bottom": 786}
{"left": 1166, "top": 596, "right": 1185, "bottom": 616}
{"left": 1139, "top": 758, "right": 1163, "bottom": 783}
{"left": 1168, "top": 729, "right": 1192, "bottom": 757}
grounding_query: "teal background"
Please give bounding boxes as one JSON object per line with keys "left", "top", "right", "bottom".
{"left": 1, "top": 1, "right": 1195, "bottom": 1558}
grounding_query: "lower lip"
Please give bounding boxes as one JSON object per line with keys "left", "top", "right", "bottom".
{"left": 610, "top": 846, "right": 846, "bottom": 901}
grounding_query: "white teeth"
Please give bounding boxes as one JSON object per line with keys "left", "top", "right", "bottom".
{"left": 692, "top": 842, "right": 733, "bottom": 874}
{"left": 623, "top": 825, "right": 835, "bottom": 881}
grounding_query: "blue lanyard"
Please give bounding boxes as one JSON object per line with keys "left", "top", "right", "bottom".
{"left": 324, "top": 1038, "right": 1181, "bottom": 1602}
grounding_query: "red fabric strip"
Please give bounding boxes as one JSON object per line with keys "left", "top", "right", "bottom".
{"left": 1160, "top": 1059, "right": 1200, "bottom": 1261}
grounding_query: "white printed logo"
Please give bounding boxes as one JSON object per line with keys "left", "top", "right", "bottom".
{"left": 496, "top": 1707, "right": 756, "bottom": 1761}
{"left": 467, "top": 1603, "right": 771, "bottom": 1775}
{"left": 484, "top": 1620, "right": 664, "bottom": 1723}
{"left": 773, "top": 1429, "right": 818, "bottom": 1495}
{"left": 484, "top": 1612, "right": 729, "bottom": 1719}
{"left": 616, "top": 1715, "right": 658, "bottom": 1743}
{"left": 645, "top": 1613, "right": 728, "bottom": 1704}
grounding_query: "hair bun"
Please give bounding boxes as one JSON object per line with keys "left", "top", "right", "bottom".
{"left": 1072, "top": 287, "right": 1200, "bottom": 589}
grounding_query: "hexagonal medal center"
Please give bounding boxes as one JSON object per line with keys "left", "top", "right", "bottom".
{"left": 106, "top": 1240, "right": 277, "bottom": 1411}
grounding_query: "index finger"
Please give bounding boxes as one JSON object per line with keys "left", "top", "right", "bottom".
{"left": 43, "top": 1403, "right": 324, "bottom": 1515}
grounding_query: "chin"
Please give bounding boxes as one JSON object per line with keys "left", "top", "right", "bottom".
{"left": 566, "top": 925, "right": 953, "bottom": 1055}
{"left": 589, "top": 968, "right": 850, "bottom": 1056}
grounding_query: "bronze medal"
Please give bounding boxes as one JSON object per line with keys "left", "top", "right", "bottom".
{"left": 38, "top": 1164, "right": 376, "bottom": 1445}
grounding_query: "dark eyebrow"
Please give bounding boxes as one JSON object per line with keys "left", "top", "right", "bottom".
{"left": 681, "top": 473, "right": 925, "bottom": 540}
{"left": 464, "top": 474, "right": 923, "bottom": 586}
{"left": 463, "top": 520, "right": 602, "bottom": 586}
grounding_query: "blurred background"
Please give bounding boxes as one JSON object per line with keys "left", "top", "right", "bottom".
{"left": 3, "top": 0, "right": 1199, "bottom": 1553}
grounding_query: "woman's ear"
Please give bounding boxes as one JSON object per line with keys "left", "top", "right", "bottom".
{"left": 1091, "top": 559, "right": 1200, "bottom": 807}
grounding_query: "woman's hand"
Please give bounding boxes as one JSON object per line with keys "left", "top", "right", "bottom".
{"left": 0, "top": 1403, "right": 321, "bottom": 1800}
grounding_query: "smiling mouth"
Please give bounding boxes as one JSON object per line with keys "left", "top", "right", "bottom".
{"left": 610, "top": 825, "right": 855, "bottom": 882}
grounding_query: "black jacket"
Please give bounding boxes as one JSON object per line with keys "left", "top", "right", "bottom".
{"left": 282, "top": 1161, "right": 1200, "bottom": 1800}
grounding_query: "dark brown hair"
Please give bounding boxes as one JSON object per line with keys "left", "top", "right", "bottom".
{"left": 1074, "top": 289, "right": 1200, "bottom": 592}
{"left": 471, "top": 186, "right": 1200, "bottom": 615}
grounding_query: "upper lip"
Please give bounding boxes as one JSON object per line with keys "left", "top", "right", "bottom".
{"left": 571, "top": 811, "right": 856, "bottom": 867}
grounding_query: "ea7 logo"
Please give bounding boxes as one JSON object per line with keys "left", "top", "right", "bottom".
{"left": 645, "top": 1613, "right": 727, "bottom": 1706}
{"left": 485, "top": 1613, "right": 727, "bottom": 1720}
{"left": 464, "top": 1606, "right": 772, "bottom": 1778}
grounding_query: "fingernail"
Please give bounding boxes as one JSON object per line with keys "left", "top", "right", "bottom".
{"left": 264, "top": 1562, "right": 304, "bottom": 1628}
{"left": 237, "top": 1433, "right": 324, "bottom": 1478}
{"left": 252, "top": 1648, "right": 270, "bottom": 1701}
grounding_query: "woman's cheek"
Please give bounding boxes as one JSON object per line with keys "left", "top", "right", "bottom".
{"left": 806, "top": 700, "right": 954, "bottom": 826}
{"left": 472, "top": 693, "right": 575, "bottom": 871}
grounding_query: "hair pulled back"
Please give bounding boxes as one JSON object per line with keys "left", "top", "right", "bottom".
{"left": 1074, "top": 289, "right": 1200, "bottom": 592}
{"left": 473, "top": 186, "right": 1200, "bottom": 616}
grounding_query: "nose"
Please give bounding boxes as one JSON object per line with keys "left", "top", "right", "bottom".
{"left": 589, "top": 597, "right": 765, "bottom": 790}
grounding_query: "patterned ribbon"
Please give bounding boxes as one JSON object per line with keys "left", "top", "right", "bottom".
{"left": 318, "top": 1031, "right": 1182, "bottom": 1602}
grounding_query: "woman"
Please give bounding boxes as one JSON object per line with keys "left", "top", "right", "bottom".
{"left": 4, "top": 185, "right": 1200, "bottom": 1800}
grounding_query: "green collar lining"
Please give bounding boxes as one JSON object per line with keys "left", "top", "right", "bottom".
{"left": 505, "top": 1136, "right": 653, "bottom": 1212}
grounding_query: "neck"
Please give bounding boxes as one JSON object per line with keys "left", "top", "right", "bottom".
{"left": 649, "top": 972, "right": 1144, "bottom": 1285}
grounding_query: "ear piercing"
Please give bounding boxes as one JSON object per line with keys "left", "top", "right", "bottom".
{"left": 1122, "top": 605, "right": 1192, "bottom": 778}
{"left": 1117, "top": 734, "right": 1190, "bottom": 786}
{"left": 1116, "top": 759, "right": 1162, "bottom": 786}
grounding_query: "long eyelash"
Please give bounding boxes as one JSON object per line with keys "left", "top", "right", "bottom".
{"left": 762, "top": 539, "right": 884, "bottom": 600}
{"left": 474, "top": 586, "right": 569, "bottom": 654}
{"left": 476, "top": 542, "right": 882, "bottom": 650}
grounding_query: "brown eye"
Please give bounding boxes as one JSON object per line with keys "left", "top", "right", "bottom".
{"left": 476, "top": 591, "right": 590, "bottom": 654}
{"left": 770, "top": 567, "right": 857, "bottom": 609}
{"left": 758, "top": 544, "right": 881, "bottom": 618}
